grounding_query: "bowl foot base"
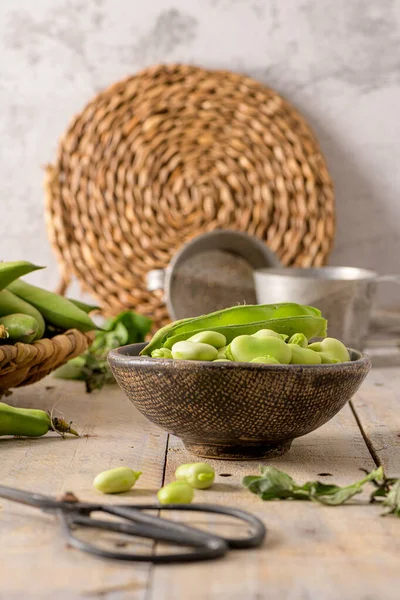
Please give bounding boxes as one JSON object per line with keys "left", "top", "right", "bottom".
{"left": 183, "top": 439, "right": 293, "bottom": 460}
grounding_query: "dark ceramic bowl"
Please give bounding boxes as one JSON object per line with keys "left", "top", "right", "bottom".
{"left": 108, "top": 344, "right": 371, "bottom": 460}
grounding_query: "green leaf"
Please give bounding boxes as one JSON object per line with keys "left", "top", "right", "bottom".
{"left": 259, "top": 466, "right": 296, "bottom": 488}
{"left": 103, "top": 311, "right": 152, "bottom": 343}
{"left": 242, "top": 465, "right": 388, "bottom": 508}
{"left": 53, "top": 310, "right": 152, "bottom": 391}
{"left": 313, "top": 485, "right": 362, "bottom": 506}
{"left": 243, "top": 466, "right": 296, "bottom": 500}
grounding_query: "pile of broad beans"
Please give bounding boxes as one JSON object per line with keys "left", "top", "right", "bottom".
{"left": 142, "top": 303, "right": 350, "bottom": 365}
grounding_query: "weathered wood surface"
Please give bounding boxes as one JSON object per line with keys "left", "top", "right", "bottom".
{"left": 351, "top": 362, "right": 400, "bottom": 477}
{"left": 0, "top": 359, "right": 399, "bottom": 600}
{"left": 0, "top": 379, "right": 168, "bottom": 600}
{"left": 150, "top": 403, "right": 399, "bottom": 600}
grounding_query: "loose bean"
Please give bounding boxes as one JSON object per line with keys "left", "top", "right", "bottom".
{"left": 157, "top": 481, "right": 194, "bottom": 504}
{"left": 175, "top": 462, "right": 215, "bottom": 489}
{"left": 93, "top": 467, "right": 142, "bottom": 494}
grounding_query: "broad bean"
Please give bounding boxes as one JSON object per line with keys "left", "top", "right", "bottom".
{"left": 227, "top": 335, "right": 292, "bottom": 364}
{"left": 288, "top": 333, "right": 308, "bottom": 348}
{"left": 319, "top": 352, "right": 340, "bottom": 364}
{"left": 289, "top": 344, "right": 322, "bottom": 365}
{"left": 217, "top": 345, "right": 229, "bottom": 359}
{"left": 151, "top": 348, "right": 173, "bottom": 359}
{"left": 252, "top": 329, "right": 282, "bottom": 340}
{"left": 175, "top": 462, "right": 215, "bottom": 489}
{"left": 187, "top": 330, "right": 226, "bottom": 348}
{"left": 171, "top": 341, "right": 218, "bottom": 361}
{"left": 250, "top": 356, "right": 280, "bottom": 364}
{"left": 310, "top": 338, "right": 350, "bottom": 362}
{"left": 93, "top": 467, "right": 142, "bottom": 494}
{"left": 157, "top": 481, "right": 194, "bottom": 504}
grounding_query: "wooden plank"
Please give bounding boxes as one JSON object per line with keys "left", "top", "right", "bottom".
{"left": 352, "top": 365, "right": 400, "bottom": 476}
{"left": 0, "top": 377, "right": 168, "bottom": 600}
{"left": 149, "top": 403, "right": 400, "bottom": 600}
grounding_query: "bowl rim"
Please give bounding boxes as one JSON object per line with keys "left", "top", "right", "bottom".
{"left": 108, "top": 344, "right": 371, "bottom": 370}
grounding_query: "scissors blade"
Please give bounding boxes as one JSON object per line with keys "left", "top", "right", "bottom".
{"left": 0, "top": 485, "right": 64, "bottom": 510}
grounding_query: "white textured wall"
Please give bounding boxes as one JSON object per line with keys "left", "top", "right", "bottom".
{"left": 1, "top": 0, "right": 400, "bottom": 308}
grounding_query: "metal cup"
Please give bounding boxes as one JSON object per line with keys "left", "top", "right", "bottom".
{"left": 254, "top": 266, "right": 400, "bottom": 350}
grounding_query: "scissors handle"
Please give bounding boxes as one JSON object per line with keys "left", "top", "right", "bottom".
{"left": 60, "top": 507, "right": 228, "bottom": 564}
{"left": 60, "top": 503, "right": 266, "bottom": 564}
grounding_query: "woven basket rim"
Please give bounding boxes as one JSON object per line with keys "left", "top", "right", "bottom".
{"left": 0, "top": 328, "right": 94, "bottom": 393}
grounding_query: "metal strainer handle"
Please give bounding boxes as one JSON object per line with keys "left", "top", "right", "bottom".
{"left": 375, "top": 274, "right": 400, "bottom": 285}
{"left": 147, "top": 269, "right": 166, "bottom": 292}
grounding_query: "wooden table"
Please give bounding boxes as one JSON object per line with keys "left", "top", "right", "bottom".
{"left": 1, "top": 349, "right": 399, "bottom": 600}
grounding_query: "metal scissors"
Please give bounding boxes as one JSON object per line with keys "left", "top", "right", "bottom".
{"left": 0, "top": 485, "right": 266, "bottom": 564}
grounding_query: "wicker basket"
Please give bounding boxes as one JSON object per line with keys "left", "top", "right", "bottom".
{"left": 0, "top": 329, "right": 94, "bottom": 396}
{"left": 45, "top": 63, "right": 335, "bottom": 329}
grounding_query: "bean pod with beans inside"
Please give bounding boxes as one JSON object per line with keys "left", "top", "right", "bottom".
{"left": 143, "top": 303, "right": 351, "bottom": 365}
{"left": 0, "top": 260, "right": 98, "bottom": 346}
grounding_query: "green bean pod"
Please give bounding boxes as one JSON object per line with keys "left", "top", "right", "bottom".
{"left": 68, "top": 298, "right": 100, "bottom": 314}
{"left": 0, "top": 289, "right": 45, "bottom": 339}
{"left": 141, "top": 303, "right": 323, "bottom": 356}
{"left": 0, "top": 314, "right": 39, "bottom": 343}
{"left": 0, "top": 261, "right": 44, "bottom": 292}
{"left": 8, "top": 280, "right": 97, "bottom": 333}
{"left": 0, "top": 402, "right": 78, "bottom": 437}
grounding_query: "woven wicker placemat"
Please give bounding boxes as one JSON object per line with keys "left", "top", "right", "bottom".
{"left": 45, "top": 63, "right": 335, "bottom": 327}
